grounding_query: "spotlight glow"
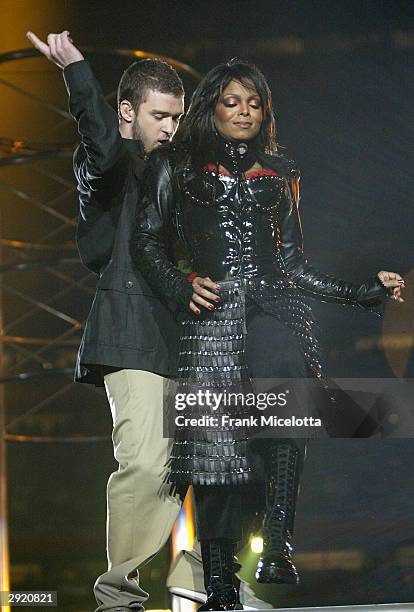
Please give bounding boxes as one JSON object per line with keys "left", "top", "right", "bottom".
{"left": 250, "top": 536, "right": 264, "bottom": 554}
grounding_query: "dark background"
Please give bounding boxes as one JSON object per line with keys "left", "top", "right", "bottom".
{"left": 1, "top": 1, "right": 414, "bottom": 609}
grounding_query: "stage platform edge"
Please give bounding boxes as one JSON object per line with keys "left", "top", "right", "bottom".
{"left": 242, "top": 604, "right": 414, "bottom": 612}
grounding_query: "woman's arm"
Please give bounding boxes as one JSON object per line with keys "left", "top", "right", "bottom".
{"left": 130, "top": 149, "right": 220, "bottom": 311}
{"left": 130, "top": 150, "right": 193, "bottom": 306}
{"left": 278, "top": 177, "right": 403, "bottom": 308}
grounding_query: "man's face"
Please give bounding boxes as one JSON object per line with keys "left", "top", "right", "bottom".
{"left": 132, "top": 89, "right": 184, "bottom": 152}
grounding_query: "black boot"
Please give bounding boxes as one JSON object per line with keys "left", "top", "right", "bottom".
{"left": 255, "top": 442, "right": 301, "bottom": 584}
{"left": 198, "top": 539, "right": 243, "bottom": 611}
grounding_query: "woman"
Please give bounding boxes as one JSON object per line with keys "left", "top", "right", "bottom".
{"left": 131, "top": 60, "right": 404, "bottom": 610}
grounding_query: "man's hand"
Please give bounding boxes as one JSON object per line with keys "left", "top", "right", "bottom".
{"left": 377, "top": 270, "right": 405, "bottom": 303}
{"left": 26, "top": 30, "right": 84, "bottom": 69}
{"left": 189, "top": 276, "right": 221, "bottom": 315}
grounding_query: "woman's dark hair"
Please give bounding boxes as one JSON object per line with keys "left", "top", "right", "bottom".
{"left": 174, "top": 59, "right": 277, "bottom": 168}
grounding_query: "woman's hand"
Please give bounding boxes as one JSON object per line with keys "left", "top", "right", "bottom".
{"left": 189, "top": 276, "right": 221, "bottom": 314}
{"left": 377, "top": 270, "right": 405, "bottom": 303}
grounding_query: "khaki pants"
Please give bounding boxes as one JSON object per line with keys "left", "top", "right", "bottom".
{"left": 94, "top": 369, "right": 203, "bottom": 611}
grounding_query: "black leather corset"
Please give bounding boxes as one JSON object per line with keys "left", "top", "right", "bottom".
{"left": 177, "top": 168, "right": 288, "bottom": 281}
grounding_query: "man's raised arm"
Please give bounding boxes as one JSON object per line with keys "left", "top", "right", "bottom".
{"left": 26, "top": 31, "right": 126, "bottom": 193}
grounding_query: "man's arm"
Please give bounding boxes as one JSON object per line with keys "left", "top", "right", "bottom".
{"left": 27, "top": 31, "right": 127, "bottom": 197}
{"left": 64, "top": 60, "right": 128, "bottom": 197}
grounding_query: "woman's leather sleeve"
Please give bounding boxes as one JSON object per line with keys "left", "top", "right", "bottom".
{"left": 278, "top": 177, "right": 389, "bottom": 309}
{"left": 130, "top": 151, "right": 193, "bottom": 307}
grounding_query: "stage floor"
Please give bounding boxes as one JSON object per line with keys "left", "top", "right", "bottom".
{"left": 251, "top": 605, "right": 414, "bottom": 612}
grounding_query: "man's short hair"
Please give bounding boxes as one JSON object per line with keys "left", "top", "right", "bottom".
{"left": 117, "top": 58, "right": 184, "bottom": 114}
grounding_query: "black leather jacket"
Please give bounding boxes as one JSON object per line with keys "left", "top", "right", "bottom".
{"left": 65, "top": 60, "right": 180, "bottom": 384}
{"left": 130, "top": 144, "right": 389, "bottom": 311}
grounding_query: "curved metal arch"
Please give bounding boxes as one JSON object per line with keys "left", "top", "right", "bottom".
{"left": 0, "top": 47, "right": 202, "bottom": 82}
{"left": 0, "top": 240, "right": 76, "bottom": 252}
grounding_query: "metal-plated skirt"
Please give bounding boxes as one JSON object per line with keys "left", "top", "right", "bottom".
{"left": 168, "top": 276, "right": 323, "bottom": 487}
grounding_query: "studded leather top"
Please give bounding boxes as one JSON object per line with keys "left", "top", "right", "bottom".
{"left": 130, "top": 144, "right": 389, "bottom": 311}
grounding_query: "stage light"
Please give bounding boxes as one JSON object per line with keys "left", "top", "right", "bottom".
{"left": 250, "top": 536, "right": 263, "bottom": 554}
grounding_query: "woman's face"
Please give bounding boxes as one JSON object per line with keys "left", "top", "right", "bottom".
{"left": 214, "top": 79, "right": 263, "bottom": 142}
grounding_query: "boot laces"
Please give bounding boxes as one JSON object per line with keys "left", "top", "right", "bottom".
{"left": 262, "top": 444, "right": 299, "bottom": 552}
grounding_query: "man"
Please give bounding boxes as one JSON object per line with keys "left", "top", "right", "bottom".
{"left": 26, "top": 30, "right": 188, "bottom": 612}
{"left": 26, "top": 31, "right": 274, "bottom": 612}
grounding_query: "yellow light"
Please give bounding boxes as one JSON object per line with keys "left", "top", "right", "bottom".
{"left": 250, "top": 536, "right": 264, "bottom": 554}
{"left": 172, "top": 490, "right": 195, "bottom": 560}
{"left": 12, "top": 140, "right": 24, "bottom": 153}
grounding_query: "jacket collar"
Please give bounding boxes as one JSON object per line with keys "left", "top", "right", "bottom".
{"left": 122, "top": 137, "right": 146, "bottom": 159}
